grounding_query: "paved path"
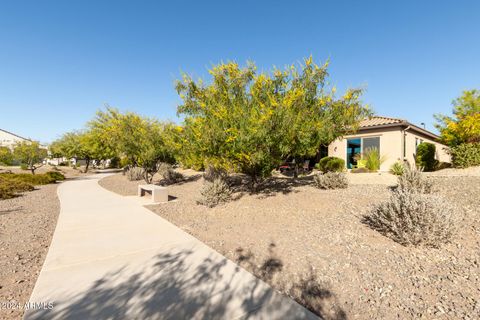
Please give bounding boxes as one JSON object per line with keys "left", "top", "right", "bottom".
{"left": 25, "top": 174, "right": 317, "bottom": 320}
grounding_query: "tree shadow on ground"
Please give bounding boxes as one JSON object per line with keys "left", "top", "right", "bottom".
{"left": 231, "top": 175, "right": 315, "bottom": 199}
{"left": 235, "top": 243, "right": 348, "bottom": 320}
{"left": 25, "top": 247, "right": 317, "bottom": 320}
{"left": 156, "top": 174, "right": 203, "bottom": 186}
{"left": 0, "top": 207, "right": 23, "bottom": 215}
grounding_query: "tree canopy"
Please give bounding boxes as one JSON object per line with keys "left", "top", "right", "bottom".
{"left": 13, "top": 141, "right": 47, "bottom": 174}
{"left": 435, "top": 89, "right": 480, "bottom": 147}
{"left": 175, "top": 57, "right": 370, "bottom": 186}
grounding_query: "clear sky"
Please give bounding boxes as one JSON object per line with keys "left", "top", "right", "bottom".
{"left": 1, "top": 0, "right": 479, "bottom": 143}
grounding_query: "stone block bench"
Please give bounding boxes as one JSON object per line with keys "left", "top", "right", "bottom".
{"left": 137, "top": 184, "right": 168, "bottom": 203}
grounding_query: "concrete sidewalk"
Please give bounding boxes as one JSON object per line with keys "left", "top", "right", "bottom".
{"left": 25, "top": 174, "right": 317, "bottom": 320}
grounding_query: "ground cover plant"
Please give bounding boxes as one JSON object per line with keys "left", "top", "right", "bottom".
{"left": 0, "top": 171, "right": 64, "bottom": 199}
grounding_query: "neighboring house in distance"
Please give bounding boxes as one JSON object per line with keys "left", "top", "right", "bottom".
{"left": 0, "top": 128, "right": 30, "bottom": 150}
{"left": 328, "top": 116, "right": 450, "bottom": 171}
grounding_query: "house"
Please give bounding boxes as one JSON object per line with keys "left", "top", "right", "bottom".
{"left": 0, "top": 128, "right": 30, "bottom": 150}
{"left": 328, "top": 116, "right": 450, "bottom": 171}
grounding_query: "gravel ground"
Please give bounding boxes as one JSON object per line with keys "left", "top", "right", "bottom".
{"left": 0, "top": 184, "right": 60, "bottom": 320}
{"left": 100, "top": 170, "right": 480, "bottom": 319}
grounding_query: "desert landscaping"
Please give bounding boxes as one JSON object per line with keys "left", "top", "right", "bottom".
{"left": 98, "top": 167, "right": 480, "bottom": 319}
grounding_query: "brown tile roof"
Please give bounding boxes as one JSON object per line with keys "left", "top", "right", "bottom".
{"left": 359, "top": 116, "right": 405, "bottom": 128}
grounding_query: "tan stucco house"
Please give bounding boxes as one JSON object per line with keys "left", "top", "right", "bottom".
{"left": 0, "top": 128, "right": 30, "bottom": 150}
{"left": 328, "top": 116, "right": 450, "bottom": 171}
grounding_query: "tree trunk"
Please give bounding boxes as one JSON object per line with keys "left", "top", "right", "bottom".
{"left": 84, "top": 158, "right": 90, "bottom": 173}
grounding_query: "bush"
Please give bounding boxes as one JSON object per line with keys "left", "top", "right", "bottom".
{"left": 0, "top": 174, "right": 35, "bottom": 199}
{"left": 0, "top": 146, "right": 13, "bottom": 165}
{"left": 197, "top": 178, "right": 232, "bottom": 207}
{"left": 159, "top": 163, "right": 184, "bottom": 184}
{"left": 313, "top": 172, "right": 348, "bottom": 189}
{"left": 317, "top": 157, "right": 345, "bottom": 173}
{"left": 1, "top": 173, "right": 57, "bottom": 185}
{"left": 397, "top": 165, "right": 433, "bottom": 194}
{"left": 449, "top": 142, "right": 480, "bottom": 168}
{"left": 20, "top": 164, "right": 28, "bottom": 171}
{"left": 126, "top": 167, "right": 144, "bottom": 181}
{"left": 415, "top": 142, "right": 438, "bottom": 171}
{"left": 46, "top": 171, "right": 66, "bottom": 181}
{"left": 389, "top": 161, "right": 405, "bottom": 175}
{"left": 364, "top": 190, "right": 461, "bottom": 247}
{"left": 363, "top": 147, "right": 386, "bottom": 171}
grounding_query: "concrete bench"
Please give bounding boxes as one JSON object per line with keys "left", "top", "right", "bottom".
{"left": 138, "top": 184, "right": 168, "bottom": 203}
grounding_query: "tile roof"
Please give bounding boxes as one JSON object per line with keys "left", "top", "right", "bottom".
{"left": 359, "top": 116, "right": 405, "bottom": 128}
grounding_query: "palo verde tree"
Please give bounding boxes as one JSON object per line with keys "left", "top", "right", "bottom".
{"left": 13, "top": 141, "right": 48, "bottom": 174}
{"left": 89, "top": 108, "right": 175, "bottom": 183}
{"left": 435, "top": 89, "right": 480, "bottom": 147}
{"left": 176, "top": 57, "right": 370, "bottom": 188}
{"left": 50, "top": 130, "right": 106, "bottom": 172}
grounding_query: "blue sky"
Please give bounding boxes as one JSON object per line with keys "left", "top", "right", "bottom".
{"left": 0, "top": 0, "right": 479, "bottom": 143}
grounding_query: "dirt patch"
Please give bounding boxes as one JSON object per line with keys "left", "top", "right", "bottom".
{"left": 0, "top": 184, "right": 60, "bottom": 320}
{"left": 100, "top": 172, "right": 480, "bottom": 319}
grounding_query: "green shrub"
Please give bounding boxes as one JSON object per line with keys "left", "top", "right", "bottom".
{"left": 1, "top": 173, "right": 57, "bottom": 185}
{"left": 436, "top": 162, "right": 452, "bottom": 170}
{"left": 389, "top": 161, "right": 405, "bottom": 175}
{"left": 363, "top": 147, "right": 386, "bottom": 171}
{"left": 449, "top": 142, "right": 480, "bottom": 168}
{"left": 397, "top": 165, "right": 433, "bottom": 194}
{"left": 317, "top": 157, "right": 345, "bottom": 173}
{"left": 20, "top": 164, "right": 28, "bottom": 170}
{"left": 313, "top": 172, "right": 348, "bottom": 189}
{"left": 364, "top": 189, "right": 460, "bottom": 247}
{"left": 0, "top": 146, "right": 14, "bottom": 165}
{"left": 415, "top": 142, "right": 438, "bottom": 171}
{"left": 197, "top": 178, "right": 232, "bottom": 207}
{"left": 0, "top": 175, "right": 35, "bottom": 199}
{"left": 46, "top": 171, "right": 66, "bottom": 181}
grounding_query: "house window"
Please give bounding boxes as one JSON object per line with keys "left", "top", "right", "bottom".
{"left": 346, "top": 136, "right": 381, "bottom": 169}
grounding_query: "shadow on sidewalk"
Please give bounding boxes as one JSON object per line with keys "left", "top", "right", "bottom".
{"left": 25, "top": 248, "right": 318, "bottom": 320}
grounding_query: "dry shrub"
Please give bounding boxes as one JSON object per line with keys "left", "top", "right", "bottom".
{"left": 159, "top": 163, "right": 184, "bottom": 184}
{"left": 126, "top": 167, "right": 144, "bottom": 181}
{"left": 203, "top": 165, "right": 228, "bottom": 182}
{"left": 365, "top": 190, "right": 461, "bottom": 247}
{"left": 197, "top": 177, "right": 232, "bottom": 207}
{"left": 313, "top": 172, "right": 348, "bottom": 189}
{"left": 397, "top": 165, "right": 433, "bottom": 193}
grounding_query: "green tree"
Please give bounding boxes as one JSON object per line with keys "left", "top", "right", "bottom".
{"left": 13, "top": 141, "right": 48, "bottom": 174}
{"left": 176, "top": 58, "right": 370, "bottom": 188}
{"left": 435, "top": 89, "right": 480, "bottom": 147}
{"left": 0, "top": 146, "right": 14, "bottom": 165}
{"left": 89, "top": 108, "right": 175, "bottom": 183}
{"left": 50, "top": 130, "right": 114, "bottom": 172}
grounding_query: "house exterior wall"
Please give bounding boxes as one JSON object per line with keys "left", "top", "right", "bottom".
{"left": 404, "top": 130, "right": 450, "bottom": 164}
{"left": 0, "top": 130, "right": 28, "bottom": 150}
{"left": 328, "top": 127, "right": 403, "bottom": 171}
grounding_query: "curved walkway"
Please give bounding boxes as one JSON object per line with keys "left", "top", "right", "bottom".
{"left": 25, "top": 174, "right": 317, "bottom": 320}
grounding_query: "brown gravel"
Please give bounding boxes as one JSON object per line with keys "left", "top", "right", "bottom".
{"left": 0, "top": 184, "right": 60, "bottom": 320}
{"left": 100, "top": 170, "right": 480, "bottom": 319}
